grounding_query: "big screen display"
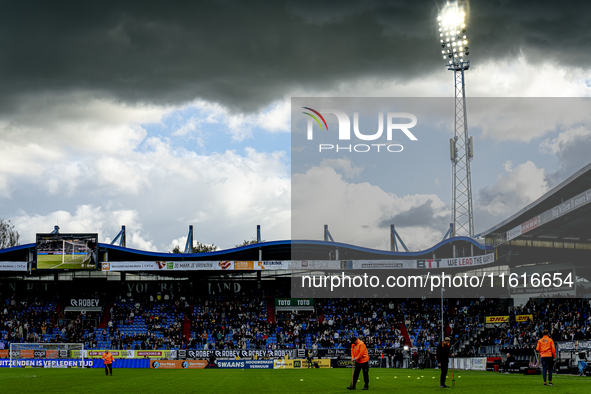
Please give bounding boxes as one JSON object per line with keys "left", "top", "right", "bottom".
{"left": 36, "top": 233, "right": 98, "bottom": 270}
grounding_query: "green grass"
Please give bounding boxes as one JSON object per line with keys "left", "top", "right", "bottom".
{"left": 36, "top": 254, "right": 93, "bottom": 270}
{"left": 0, "top": 368, "right": 588, "bottom": 393}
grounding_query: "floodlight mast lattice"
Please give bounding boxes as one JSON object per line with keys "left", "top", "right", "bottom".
{"left": 438, "top": 3, "right": 474, "bottom": 237}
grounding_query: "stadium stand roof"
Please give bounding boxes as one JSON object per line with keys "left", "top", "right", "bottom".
{"left": 480, "top": 162, "right": 591, "bottom": 245}
{"left": 0, "top": 236, "right": 490, "bottom": 264}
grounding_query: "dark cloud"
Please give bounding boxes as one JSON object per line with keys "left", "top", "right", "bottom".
{"left": 546, "top": 133, "right": 591, "bottom": 187}
{"left": 378, "top": 200, "right": 449, "bottom": 230}
{"left": 1, "top": 0, "right": 590, "bottom": 112}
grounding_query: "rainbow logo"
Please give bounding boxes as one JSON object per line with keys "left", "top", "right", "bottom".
{"left": 302, "top": 107, "right": 328, "bottom": 131}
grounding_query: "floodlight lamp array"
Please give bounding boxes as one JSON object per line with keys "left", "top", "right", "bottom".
{"left": 437, "top": 4, "right": 470, "bottom": 66}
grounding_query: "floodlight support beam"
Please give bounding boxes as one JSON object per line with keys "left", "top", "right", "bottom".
{"left": 110, "top": 225, "right": 126, "bottom": 247}
{"left": 184, "top": 225, "right": 194, "bottom": 254}
{"left": 441, "top": 223, "right": 454, "bottom": 242}
{"left": 257, "top": 225, "right": 261, "bottom": 243}
{"left": 449, "top": 64, "right": 475, "bottom": 237}
{"left": 324, "top": 225, "right": 335, "bottom": 242}
{"left": 390, "top": 224, "right": 410, "bottom": 253}
{"left": 51, "top": 225, "right": 60, "bottom": 234}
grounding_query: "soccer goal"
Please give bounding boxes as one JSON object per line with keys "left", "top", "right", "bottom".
{"left": 62, "top": 240, "right": 90, "bottom": 265}
{"left": 9, "top": 343, "right": 85, "bottom": 368}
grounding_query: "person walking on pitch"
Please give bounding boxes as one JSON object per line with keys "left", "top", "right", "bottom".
{"left": 436, "top": 337, "right": 453, "bottom": 388}
{"left": 347, "top": 337, "right": 370, "bottom": 390}
{"left": 536, "top": 329, "right": 556, "bottom": 386}
{"left": 103, "top": 350, "right": 114, "bottom": 376}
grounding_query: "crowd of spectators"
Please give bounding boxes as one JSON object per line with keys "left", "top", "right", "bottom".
{"left": 0, "top": 296, "right": 56, "bottom": 346}
{"left": 477, "top": 298, "right": 591, "bottom": 349}
{"left": 2, "top": 291, "right": 591, "bottom": 353}
{"left": 188, "top": 292, "right": 270, "bottom": 349}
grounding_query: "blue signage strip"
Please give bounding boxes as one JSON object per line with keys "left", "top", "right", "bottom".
{"left": 216, "top": 360, "right": 274, "bottom": 369}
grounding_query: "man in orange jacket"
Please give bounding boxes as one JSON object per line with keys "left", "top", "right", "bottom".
{"left": 102, "top": 350, "right": 114, "bottom": 376}
{"left": 536, "top": 330, "right": 556, "bottom": 386}
{"left": 347, "top": 337, "right": 369, "bottom": 390}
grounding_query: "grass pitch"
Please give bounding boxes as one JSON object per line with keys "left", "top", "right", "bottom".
{"left": 36, "top": 254, "right": 94, "bottom": 270}
{"left": 0, "top": 368, "right": 588, "bottom": 394}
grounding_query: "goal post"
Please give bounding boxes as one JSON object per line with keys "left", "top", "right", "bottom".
{"left": 62, "top": 240, "right": 90, "bottom": 265}
{"left": 9, "top": 343, "right": 85, "bottom": 368}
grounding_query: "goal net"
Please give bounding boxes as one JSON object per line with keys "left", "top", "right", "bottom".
{"left": 9, "top": 343, "right": 85, "bottom": 368}
{"left": 62, "top": 240, "right": 90, "bottom": 265}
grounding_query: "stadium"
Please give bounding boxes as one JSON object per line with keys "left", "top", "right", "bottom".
{"left": 2, "top": 1, "right": 591, "bottom": 394}
{"left": 2, "top": 163, "right": 591, "bottom": 392}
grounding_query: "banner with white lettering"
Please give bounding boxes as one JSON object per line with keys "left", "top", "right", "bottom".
{"left": 102, "top": 254, "right": 494, "bottom": 272}
{"left": 186, "top": 349, "right": 294, "bottom": 359}
{"left": 216, "top": 360, "right": 274, "bottom": 369}
{"left": 0, "top": 262, "right": 27, "bottom": 271}
{"left": 352, "top": 253, "right": 495, "bottom": 270}
{"left": 471, "top": 357, "right": 487, "bottom": 371}
{"left": 506, "top": 187, "right": 591, "bottom": 243}
{"left": 70, "top": 299, "right": 100, "bottom": 307}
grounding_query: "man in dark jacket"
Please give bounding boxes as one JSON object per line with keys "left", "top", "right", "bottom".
{"left": 436, "top": 337, "right": 453, "bottom": 388}
{"left": 503, "top": 353, "right": 516, "bottom": 372}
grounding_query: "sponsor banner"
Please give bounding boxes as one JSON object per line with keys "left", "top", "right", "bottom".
{"left": 471, "top": 357, "right": 487, "bottom": 371}
{"left": 441, "top": 253, "right": 495, "bottom": 268}
{"left": 291, "top": 261, "right": 342, "bottom": 270}
{"left": 20, "top": 350, "right": 34, "bottom": 358}
{"left": 325, "top": 349, "right": 348, "bottom": 357}
{"left": 368, "top": 358, "right": 384, "bottom": 368}
{"left": 0, "top": 359, "right": 93, "bottom": 368}
{"left": 46, "top": 350, "right": 59, "bottom": 359}
{"left": 85, "top": 350, "right": 133, "bottom": 359}
{"left": 102, "top": 262, "right": 163, "bottom": 271}
{"left": 521, "top": 216, "right": 539, "bottom": 234}
{"left": 351, "top": 253, "right": 495, "bottom": 270}
{"left": 217, "top": 261, "right": 234, "bottom": 270}
{"left": 515, "top": 314, "right": 533, "bottom": 322}
{"left": 352, "top": 260, "right": 416, "bottom": 269}
{"left": 150, "top": 360, "right": 207, "bottom": 369}
{"left": 136, "top": 350, "right": 171, "bottom": 358}
{"left": 557, "top": 341, "right": 591, "bottom": 351}
{"left": 0, "top": 350, "right": 7, "bottom": 358}
{"left": 485, "top": 316, "right": 509, "bottom": 324}
{"left": 256, "top": 261, "right": 289, "bottom": 270}
{"left": 333, "top": 359, "right": 356, "bottom": 368}
{"left": 322, "top": 348, "right": 389, "bottom": 358}
{"left": 0, "top": 262, "right": 27, "bottom": 271}
{"left": 511, "top": 285, "right": 573, "bottom": 295}
{"left": 506, "top": 187, "right": 591, "bottom": 243}
{"left": 275, "top": 298, "right": 314, "bottom": 307}
{"left": 103, "top": 261, "right": 292, "bottom": 271}
{"left": 545, "top": 187, "right": 591, "bottom": 224}
{"left": 102, "top": 261, "right": 219, "bottom": 271}
{"left": 234, "top": 261, "right": 254, "bottom": 270}
{"left": 276, "top": 359, "right": 330, "bottom": 369}
{"left": 506, "top": 226, "right": 522, "bottom": 242}
{"left": 187, "top": 349, "right": 294, "bottom": 359}
{"left": 102, "top": 255, "right": 496, "bottom": 272}
{"left": 70, "top": 298, "right": 100, "bottom": 307}
{"left": 216, "top": 360, "right": 274, "bottom": 369}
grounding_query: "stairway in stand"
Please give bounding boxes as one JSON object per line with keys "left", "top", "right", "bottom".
{"left": 98, "top": 300, "right": 112, "bottom": 328}
{"left": 398, "top": 323, "right": 411, "bottom": 347}
{"left": 52, "top": 302, "right": 62, "bottom": 328}
{"left": 182, "top": 303, "right": 193, "bottom": 341}
{"left": 266, "top": 297, "right": 275, "bottom": 323}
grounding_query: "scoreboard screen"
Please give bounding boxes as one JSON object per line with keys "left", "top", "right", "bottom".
{"left": 36, "top": 233, "right": 98, "bottom": 270}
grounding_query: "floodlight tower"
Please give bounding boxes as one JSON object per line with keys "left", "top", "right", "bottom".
{"left": 437, "top": 3, "right": 474, "bottom": 237}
